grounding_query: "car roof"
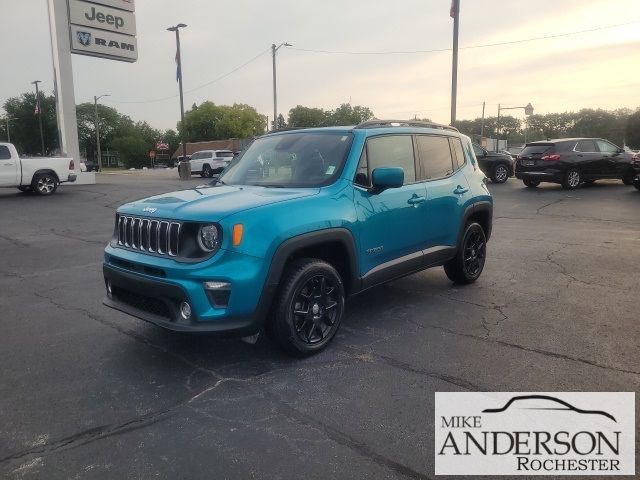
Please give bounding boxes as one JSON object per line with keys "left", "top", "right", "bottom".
{"left": 528, "top": 138, "right": 605, "bottom": 144}
{"left": 264, "top": 121, "right": 463, "bottom": 139}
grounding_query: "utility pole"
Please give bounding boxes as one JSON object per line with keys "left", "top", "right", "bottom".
{"left": 168, "top": 23, "right": 190, "bottom": 179}
{"left": 495, "top": 104, "right": 501, "bottom": 152}
{"left": 450, "top": 0, "right": 460, "bottom": 124}
{"left": 5, "top": 117, "right": 10, "bottom": 143}
{"left": 94, "top": 94, "right": 110, "bottom": 171}
{"left": 480, "top": 101, "right": 485, "bottom": 141}
{"left": 271, "top": 42, "right": 291, "bottom": 131}
{"left": 32, "top": 80, "right": 45, "bottom": 156}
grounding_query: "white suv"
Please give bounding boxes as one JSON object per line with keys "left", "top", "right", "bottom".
{"left": 189, "top": 150, "right": 234, "bottom": 177}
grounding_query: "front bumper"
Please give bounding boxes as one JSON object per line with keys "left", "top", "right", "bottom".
{"left": 102, "top": 246, "right": 275, "bottom": 336}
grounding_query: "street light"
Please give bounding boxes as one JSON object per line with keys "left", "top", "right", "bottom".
{"left": 271, "top": 42, "right": 291, "bottom": 131}
{"left": 94, "top": 94, "right": 110, "bottom": 171}
{"left": 2, "top": 116, "right": 16, "bottom": 143}
{"left": 32, "top": 80, "right": 45, "bottom": 156}
{"left": 495, "top": 102, "right": 534, "bottom": 151}
{"left": 167, "top": 23, "right": 190, "bottom": 179}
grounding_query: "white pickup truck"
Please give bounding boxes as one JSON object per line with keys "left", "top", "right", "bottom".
{"left": 0, "top": 142, "right": 76, "bottom": 195}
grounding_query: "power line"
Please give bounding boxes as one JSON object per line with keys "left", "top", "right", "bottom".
{"left": 290, "top": 21, "right": 640, "bottom": 55}
{"left": 109, "top": 48, "right": 270, "bottom": 104}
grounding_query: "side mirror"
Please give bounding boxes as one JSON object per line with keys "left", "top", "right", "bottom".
{"left": 370, "top": 167, "right": 404, "bottom": 193}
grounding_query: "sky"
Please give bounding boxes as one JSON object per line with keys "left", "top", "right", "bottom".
{"left": 1, "top": 0, "right": 639, "bottom": 131}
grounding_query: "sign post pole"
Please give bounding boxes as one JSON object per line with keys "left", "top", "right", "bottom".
{"left": 47, "top": 0, "right": 81, "bottom": 166}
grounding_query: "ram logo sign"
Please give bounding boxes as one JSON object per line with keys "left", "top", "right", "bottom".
{"left": 70, "top": 25, "right": 137, "bottom": 62}
{"left": 68, "top": 0, "right": 137, "bottom": 63}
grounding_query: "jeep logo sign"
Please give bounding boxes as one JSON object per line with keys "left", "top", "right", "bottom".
{"left": 69, "top": 0, "right": 136, "bottom": 36}
{"left": 70, "top": 25, "right": 138, "bottom": 62}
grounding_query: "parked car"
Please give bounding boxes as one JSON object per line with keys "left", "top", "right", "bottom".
{"left": 632, "top": 154, "right": 640, "bottom": 191}
{"left": 189, "top": 150, "right": 234, "bottom": 177}
{"left": 103, "top": 120, "right": 493, "bottom": 356}
{"left": 515, "top": 138, "right": 637, "bottom": 190}
{"left": 0, "top": 142, "right": 76, "bottom": 195}
{"left": 472, "top": 143, "right": 514, "bottom": 183}
{"left": 84, "top": 159, "right": 99, "bottom": 172}
{"left": 634, "top": 175, "right": 640, "bottom": 191}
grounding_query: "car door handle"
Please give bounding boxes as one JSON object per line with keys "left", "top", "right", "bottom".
{"left": 407, "top": 195, "right": 426, "bottom": 205}
{"left": 453, "top": 185, "right": 469, "bottom": 195}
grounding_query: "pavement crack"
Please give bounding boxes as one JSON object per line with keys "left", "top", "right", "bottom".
{"left": 536, "top": 198, "right": 564, "bottom": 215}
{"left": 406, "top": 321, "right": 640, "bottom": 376}
{"left": 33, "top": 292, "right": 222, "bottom": 380}
{"left": 265, "top": 391, "right": 433, "bottom": 480}
{"left": 0, "top": 234, "right": 29, "bottom": 248}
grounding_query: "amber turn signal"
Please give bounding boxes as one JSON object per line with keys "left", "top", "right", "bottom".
{"left": 232, "top": 224, "right": 243, "bottom": 246}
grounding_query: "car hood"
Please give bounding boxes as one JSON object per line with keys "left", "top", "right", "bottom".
{"left": 117, "top": 184, "right": 320, "bottom": 221}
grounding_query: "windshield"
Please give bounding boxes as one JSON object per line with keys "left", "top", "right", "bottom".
{"left": 220, "top": 131, "right": 352, "bottom": 187}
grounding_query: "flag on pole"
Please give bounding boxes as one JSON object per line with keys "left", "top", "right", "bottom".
{"left": 34, "top": 99, "right": 40, "bottom": 116}
{"left": 450, "top": 0, "right": 458, "bottom": 18}
{"left": 175, "top": 50, "right": 181, "bottom": 82}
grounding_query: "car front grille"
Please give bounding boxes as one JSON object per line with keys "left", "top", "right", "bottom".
{"left": 117, "top": 215, "right": 181, "bottom": 257}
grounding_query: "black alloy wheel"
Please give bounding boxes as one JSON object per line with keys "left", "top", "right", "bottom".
{"left": 202, "top": 165, "right": 213, "bottom": 178}
{"left": 271, "top": 258, "right": 345, "bottom": 356}
{"left": 444, "top": 222, "right": 487, "bottom": 284}
{"left": 33, "top": 173, "right": 58, "bottom": 196}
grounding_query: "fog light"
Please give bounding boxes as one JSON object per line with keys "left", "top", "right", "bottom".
{"left": 203, "top": 281, "right": 231, "bottom": 290}
{"left": 180, "top": 301, "right": 192, "bottom": 320}
{"left": 106, "top": 280, "right": 113, "bottom": 297}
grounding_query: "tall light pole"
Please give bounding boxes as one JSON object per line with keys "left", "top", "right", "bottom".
{"left": 94, "top": 94, "right": 110, "bottom": 171}
{"left": 168, "top": 23, "right": 190, "bottom": 179}
{"left": 450, "top": 0, "right": 460, "bottom": 124}
{"left": 32, "top": 80, "right": 45, "bottom": 156}
{"left": 495, "top": 102, "right": 534, "bottom": 151}
{"left": 3, "top": 116, "right": 14, "bottom": 143}
{"left": 271, "top": 42, "right": 291, "bottom": 131}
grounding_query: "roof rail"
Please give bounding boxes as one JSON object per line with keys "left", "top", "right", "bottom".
{"left": 354, "top": 119, "right": 459, "bottom": 132}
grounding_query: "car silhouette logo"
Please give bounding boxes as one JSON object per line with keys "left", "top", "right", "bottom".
{"left": 482, "top": 394, "right": 616, "bottom": 422}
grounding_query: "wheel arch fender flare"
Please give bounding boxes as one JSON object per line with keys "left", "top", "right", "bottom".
{"left": 264, "top": 228, "right": 360, "bottom": 294}
{"left": 457, "top": 201, "right": 493, "bottom": 246}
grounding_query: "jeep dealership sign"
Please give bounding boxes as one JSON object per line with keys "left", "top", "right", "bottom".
{"left": 68, "top": 0, "right": 137, "bottom": 62}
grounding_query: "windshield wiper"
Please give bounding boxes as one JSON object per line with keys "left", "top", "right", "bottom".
{"left": 250, "top": 183, "right": 285, "bottom": 188}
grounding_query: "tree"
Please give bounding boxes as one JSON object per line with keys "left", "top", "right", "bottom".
{"left": 625, "top": 110, "right": 640, "bottom": 149}
{"left": 288, "top": 105, "right": 327, "bottom": 128}
{"left": 178, "top": 101, "right": 265, "bottom": 141}
{"left": 275, "top": 113, "right": 287, "bottom": 130}
{"left": 325, "top": 103, "right": 374, "bottom": 126}
{"left": 76, "top": 102, "right": 128, "bottom": 161}
{"left": 3, "top": 91, "right": 58, "bottom": 155}
{"left": 111, "top": 135, "right": 149, "bottom": 168}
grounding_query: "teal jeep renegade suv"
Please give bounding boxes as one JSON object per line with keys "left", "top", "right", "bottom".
{"left": 103, "top": 120, "right": 493, "bottom": 356}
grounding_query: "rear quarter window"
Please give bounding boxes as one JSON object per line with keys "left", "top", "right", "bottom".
{"left": 0, "top": 146, "right": 11, "bottom": 160}
{"left": 520, "top": 144, "right": 553, "bottom": 156}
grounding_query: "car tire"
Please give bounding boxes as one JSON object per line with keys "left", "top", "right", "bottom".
{"left": 491, "top": 164, "right": 509, "bottom": 184}
{"left": 562, "top": 168, "right": 581, "bottom": 190}
{"left": 622, "top": 174, "right": 634, "bottom": 186}
{"left": 270, "top": 258, "right": 345, "bottom": 357}
{"left": 633, "top": 176, "right": 640, "bottom": 191}
{"left": 202, "top": 165, "right": 213, "bottom": 178}
{"left": 523, "top": 179, "right": 540, "bottom": 188}
{"left": 32, "top": 173, "right": 58, "bottom": 196}
{"left": 17, "top": 186, "right": 32, "bottom": 193}
{"left": 444, "top": 222, "right": 487, "bottom": 285}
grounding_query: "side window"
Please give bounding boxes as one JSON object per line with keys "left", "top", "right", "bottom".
{"left": 0, "top": 146, "right": 11, "bottom": 160}
{"left": 449, "top": 138, "right": 466, "bottom": 170}
{"left": 354, "top": 148, "right": 369, "bottom": 187}
{"left": 472, "top": 144, "right": 484, "bottom": 157}
{"left": 366, "top": 135, "right": 416, "bottom": 184}
{"left": 596, "top": 140, "right": 618, "bottom": 154}
{"left": 576, "top": 140, "right": 597, "bottom": 152}
{"left": 415, "top": 135, "right": 454, "bottom": 180}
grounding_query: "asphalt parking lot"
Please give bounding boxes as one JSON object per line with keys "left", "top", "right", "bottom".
{"left": 1, "top": 174, "right": 638, "bottom": 479}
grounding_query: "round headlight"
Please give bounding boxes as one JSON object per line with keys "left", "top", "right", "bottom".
{"left": 197, "top": 224, "right": 220, "bottom": 252}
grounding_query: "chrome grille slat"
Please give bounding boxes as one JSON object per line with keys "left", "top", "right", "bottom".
{"left": 116, "top": 215, "right": 181, "bottom": 257}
